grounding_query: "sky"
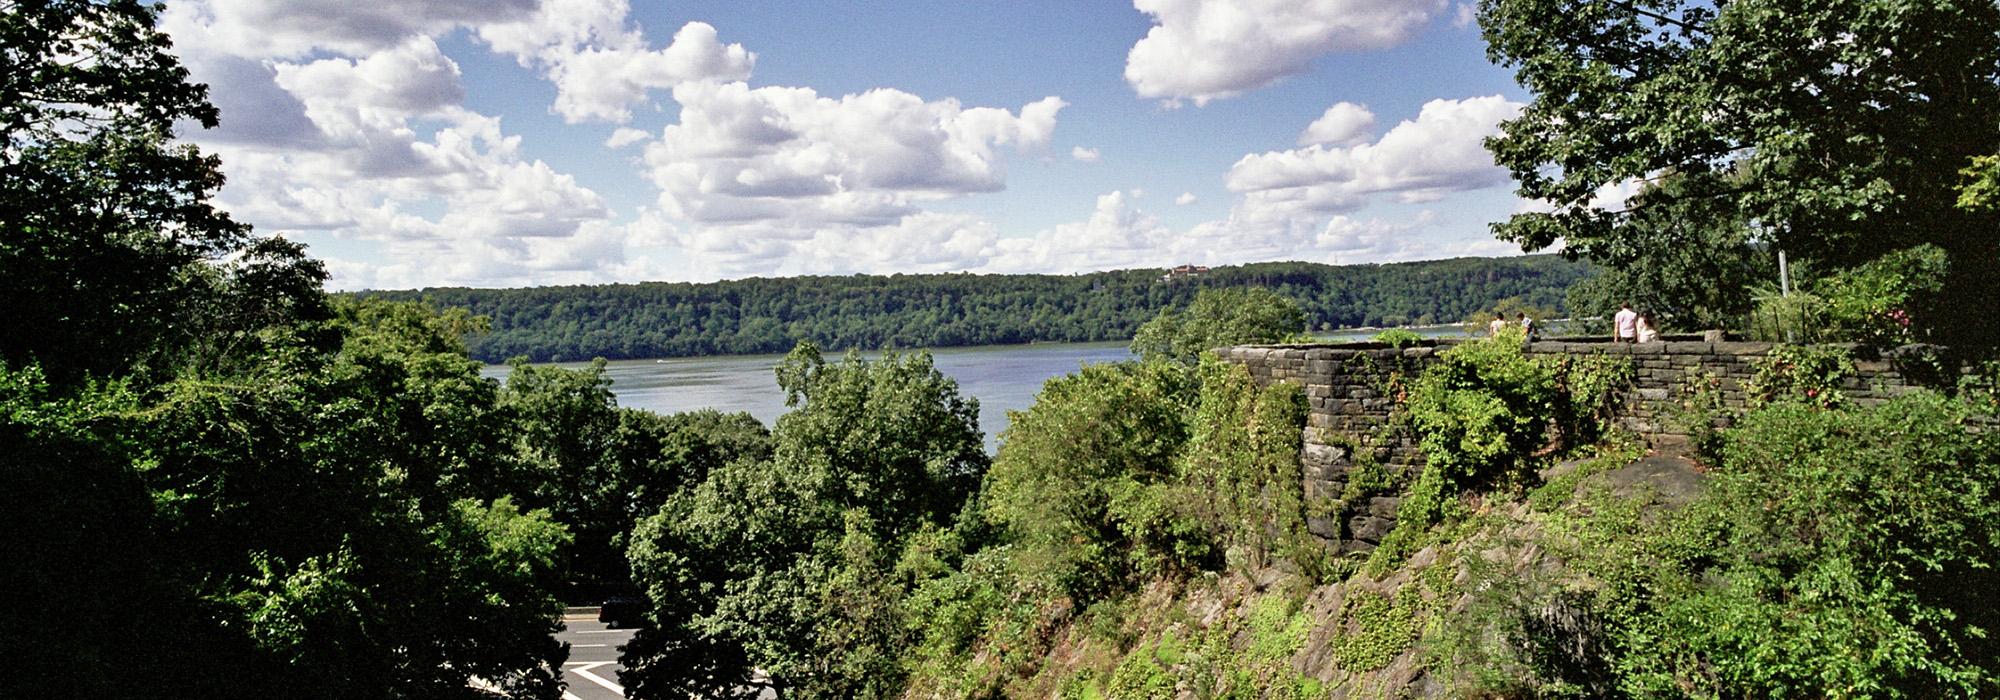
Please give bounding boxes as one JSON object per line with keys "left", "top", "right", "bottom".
{"left": 159, "top": 0, "right": 1549, "bottom": 291}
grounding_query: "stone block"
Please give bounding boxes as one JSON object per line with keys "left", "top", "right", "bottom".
{"left": 1303, "top": 442, "right": 1342, "bottom": 466}
{"left": 1308, "top": 516, "right": 1341, "bottom": 540}
{"left": 1367, "top": 496, "right": 1401, "bottom": 517}
{"left": 1348, "top": 515, "right": 1395, "bottom": 542}
{"left": 1664, "top": 341, "right": 1713, "bottom": 355}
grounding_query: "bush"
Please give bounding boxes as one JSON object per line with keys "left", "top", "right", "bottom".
{"left": 1530, "top": 393, "right": 2000, "bottom": 698}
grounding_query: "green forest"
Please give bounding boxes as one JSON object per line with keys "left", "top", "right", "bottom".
{"left": 7, "top": 0, "right": 2000, "bottom": 699}
{"left": 356, "top": 256, "right": 1592, "bottom": 363}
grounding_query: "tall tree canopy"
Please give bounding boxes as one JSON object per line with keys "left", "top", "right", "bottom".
{"left": 1480, "top": 0, "right": 2000, "bottom": 342}
{"left": 0, "top": 0, "right": 323, "bottom": 381}
{"left": 2, "top": 4, "right": 578, "bottom": 697}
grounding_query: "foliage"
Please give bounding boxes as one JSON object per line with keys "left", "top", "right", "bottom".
{"left": 622, "top": 343, "right": 988, "bottom": 698}
{"left": 1745, "top": 288, "right": 1827, "bottom": 343}
{"left": 1961, "top": 360, "right": 2000, "bottom": 412}
{"left": 1664, "top": 369, "right": 1728, "bottom": 464}
{"left": 984, "top": 361, "right": 1200, "bottom": 601}
{"left": 1371, "top": 334, "right": 1629, "bottom": 573}
{"left": 1816, "top": 245, "right": 1948, "bottom": 347}
{"left": 0, "top": 3, "right": 579, "bottom": 694}
{"left": 1959, "top": 155, "right": 2000, "bottom": 211}
{"left": 1371, "top": 328, "right": 1423, "bottom": 347}
{"left": 1480, "top": 0, "right": 2000, "bottom": 345}
{"left": 1057, "top": 588, "right": 1326, "bottom": 700}
{"left": 1573, "top": 395, "right": 2000, "bottom": 697}
{"left": 3, "top": 298, "right": 579, "bottom": 698}
{"left": 1328, "top": 593, "right": 1410, "bottom": 671}
{"left": 1175, "top": 360, "right": 1319, "bottom": 576}
{"left": 0, "top": 0, "right": 328, "bottom": 384}
{"left": 1131, "top": 287, "right": 1308, "bottom": 364}
{"left": 1743, "top": 344, "right": 1855, "bottom": 408}
{"left": 357, "top": 256, "right": 1594, "bottom": 362}
{"left": 1555, "top": 182, "right": 1772, "bottom": 332}
{"left": 1370, "top": 333, "right": 1554, "bottom": 571}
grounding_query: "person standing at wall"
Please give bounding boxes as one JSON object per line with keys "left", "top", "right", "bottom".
{"left": 1636, "top": 312, "right": 1660, "bottom": 343}
{"left": 1614, "top": 302, "right": 1639, "bottom": 343}
{"left": 1519, "top": 312, "right": 1536, "bottom": 340}
{"left": 1489, "top": 312, "right": 1509, "bottom": 337}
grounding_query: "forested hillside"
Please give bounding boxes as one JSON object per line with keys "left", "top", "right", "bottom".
{"left": 356, "top": 256, "right": 1592, "bottom": 362}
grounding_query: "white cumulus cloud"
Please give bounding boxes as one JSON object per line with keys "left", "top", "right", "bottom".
{"left": 1298, "top": 102, "right": 1376, "bottom": 146}
{"left": 605, "top": 127, "right": 651, "bottom": 148}
{"left": 1071, "top": 146, "right": 1102, "bottom": 163}
{"left": 1227, "top": 95, "right": 1523, "bottom": 208}
{"left": 159, "top": 0, "right": 537, "bottom": 59}
{"left": 1175, "top": 192, "right": 1197, "bottom": 205}
{"left": 479, "top": 5, "right": 756, "bottom": 123}
{"left": 644, "top": 81, "right": 1064, "bottom": 227}
{"left": 1124, "top": 0, "right": 1450, "bottom": 105}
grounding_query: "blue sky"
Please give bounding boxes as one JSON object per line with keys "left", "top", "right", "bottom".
{"left": 161, "top": 0, "right": 1542, "bottom": 290}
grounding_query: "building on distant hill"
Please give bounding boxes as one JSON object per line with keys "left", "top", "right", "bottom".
{"left": 1160, "top": 264, "right": 1210, "bottom": 282}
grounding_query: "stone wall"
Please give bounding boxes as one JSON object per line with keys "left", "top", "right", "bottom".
{"left": 1215, "top": 337, "right": 1943, "bottom": 554}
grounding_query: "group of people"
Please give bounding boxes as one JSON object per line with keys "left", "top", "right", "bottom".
{"left": 1487, "top": 311, "right": 1539, "bottom": 339}
{"left": 1484, "top": 302, "right": 1659, "bottom": 343}
{"left": 1613, "top": 302, "right": 1659, "bottom": 343}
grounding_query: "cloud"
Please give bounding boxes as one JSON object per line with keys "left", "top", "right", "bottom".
{"left": 272, "top": 37, "right": 466, "bottom": 138}
{"left": 1071, "top": 146, "right": 1102, "bottom": 163}
{"left": 1515, "top": 178, "right": 1643, "bottom": 215}
{"left": 481, "top": 13, "right": 756, "bottom": 123}
{"left": 605, "top": 127, "right": 651, "bottom": 148}
{"left": 1124, "top": 0, "right": 1450, "bottom": 105}
{"left": 1175, "top": 192, "right": 1197, "bottom": 205}
{"left": 644, "top": 81, "right": 1064, "bottom": 227}
{"left": 1454, "top": 3, "right": 1478, "bottom": 29}
{"left": 1227, "top": 95, "right": 1523, "bottom": 209}
{"left": 163, "top": 6, "right": 618, "bottom": 289}
{"left": 1298, "top": 102, "right": 1376, "bottom": 146}
{"left": 159, "top": 0, "right": 536, "bottom": 59}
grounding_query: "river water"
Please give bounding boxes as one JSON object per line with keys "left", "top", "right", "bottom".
{"left": 482, "top": 326, "right": 1466, "bottom": 450}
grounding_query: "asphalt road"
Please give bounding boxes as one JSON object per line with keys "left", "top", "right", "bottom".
{"left": 558, "top": 613, "right": 635, "bottom": 700}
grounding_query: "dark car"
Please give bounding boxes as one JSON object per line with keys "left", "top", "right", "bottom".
{"left": 597, "top": 595, "right": 647, "bottom": 629}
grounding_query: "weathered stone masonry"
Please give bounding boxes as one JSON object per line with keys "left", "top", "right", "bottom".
{"left": 1216, "top": 338, "right": 1945, "bottom": 554}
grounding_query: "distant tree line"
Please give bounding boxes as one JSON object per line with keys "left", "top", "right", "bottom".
{"left": 354, "top": 256, "right": 1594, "bottom": 362}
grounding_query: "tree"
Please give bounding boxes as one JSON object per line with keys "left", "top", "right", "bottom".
{"left": 1130, "top": 287, "right": 1307, "bottom": 364}
{"left": 1, "top": 0, "right": 321, "bottom": 382}
{"left": 622, "top": 343, "right": 988, "bottom": 698}
{"left": 1480, "top": 0, "right": 2000, "bottom": 344}
{"left": 1, "top": 5, "right": 578, "bottom": 696}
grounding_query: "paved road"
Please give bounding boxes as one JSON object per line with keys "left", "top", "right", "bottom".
{"left": 558, "top": 613, "right": 635, "bottom": 700}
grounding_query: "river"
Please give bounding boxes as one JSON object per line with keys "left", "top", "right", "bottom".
{"left": 482, "top": 326, "right": 1467, "bottom": 450}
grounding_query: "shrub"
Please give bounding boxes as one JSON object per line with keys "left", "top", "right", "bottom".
{"left": 1532, "top": 393, "right": 2000, "bottom": 698}
{"left": 1743, "top": 344, "right": 1854, "bottom": 408}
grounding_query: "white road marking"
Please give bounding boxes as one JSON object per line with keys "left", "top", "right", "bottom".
{"left": 563, "top": 693, "right": 584, "bottom": 700}
{"left": 571, "top": 643, "right": 608, "bottom": 648}
{"left": 567, "top": 661, "right": 626, "bottom": 696}
{"left": 574, "top": 630, "right": 629, "bottom": 634}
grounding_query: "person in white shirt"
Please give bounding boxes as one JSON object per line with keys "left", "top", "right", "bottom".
{"left": 1488, "top": 312, "right": 1509, "bottom": 337}
{"left": 1614, "top": 303, "right": 1638, "bottom": 343}
{"left": 1519, "top": 312, "right": 1536, "bottom": 340}
{"left": 1636, "top": 313, "right": 1660, "bottom": 343}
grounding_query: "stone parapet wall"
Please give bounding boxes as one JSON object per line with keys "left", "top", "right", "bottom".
{"left": 1216, "top": 337, "right": 1944, "bottom": 554}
